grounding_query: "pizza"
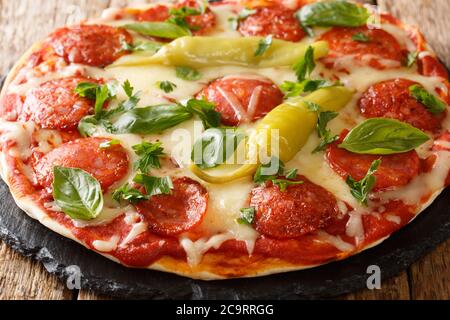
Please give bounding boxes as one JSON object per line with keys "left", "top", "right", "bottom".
{"left": 1, "top": 0, "right": 449, "bottom": 280}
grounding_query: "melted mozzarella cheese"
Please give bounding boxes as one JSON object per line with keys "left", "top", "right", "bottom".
{"left": 93, "top": 235, "right": 120, "bottom": 252}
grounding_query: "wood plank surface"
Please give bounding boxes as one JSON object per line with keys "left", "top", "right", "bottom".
{"left": 0, "top": 0, "right": 448, "bottom": 300}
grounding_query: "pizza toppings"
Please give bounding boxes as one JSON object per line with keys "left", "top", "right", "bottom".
{"left": 134, "top": 177, "right": 208, "bottom": 236}
{"left": 358, "top": 79, "right": 446, "bottom": 132}
{"left": 250, "top": 175, "right": 339, "bottom": 239}
{"left": 327, "top": 131, "right": 421, "bottom": 191}
{"left": 0, "top": 93, "right": 23, "bottom": 121}
{"left": 319, "top": 26, "right": 406, "bottom": 69}
{"left": 238, "top": 5, "right": 306, "bottom": 42}
{"left": 48, "top": 24, "right": 132, "bottom": 67}
{"left": 34, "top": 137, "right": 129, "bottom": 192}
{"left": 196, "top": 75, "right": 284, "bottom": 126}
{"left": 20, "top": 77, "right": 99, "bottom": 130}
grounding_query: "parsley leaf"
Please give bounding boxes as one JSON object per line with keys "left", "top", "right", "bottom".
{"left": 132, "top": 141, "right": 165, "bottom": 174}
{"left": 409, "top": 84, "right": 447, "bottom": 114}
{"left": 176, "top": 66, "right": 201, "bottom": 81}
{"left": 167, "top": 5, "right": 202, "bottom": 34}
{"left": 352, "top": 32, "right": 370, "bottom": 42}
{"left": 285, "top": 168, "right": 298, "bottom": 179}
{"left": 185, "top": 98, "right": 221, "bottom": 129}
{"left": 346, "top": 159, "right": 381, "bottom": 206}
{"left": 75, "top": 82, "right": 117, "bottom": 118}
{"left": 280, "top": 79, "right": 336, "bottom": 98}
{"left": 253, "top": 157, "right": 285, "bottom": 184}
{"left": 112, "top": 183, "right": 148, "bottom": 204}
{"left": 133, "top": 174, "right": 174, "bottom": 196}
{"left": 254, "top": 35, "right": 273, "bottom": 57}
{"left": 157, "top": 81, "right": 177, "bottom": 93}
{"left": 305, "top": 101, "right": 339, "bottom": 153}
{"left": 228, "top": 8, "right": 256, "bottom": 30}
{"left": 237, "top": 207, "right": 256, "bottom": 225}
{"left": 99, "top": 139, "right": 120, "bottom": 149}
{"left": 293, "top": 46, "right": 315, "bottom": 82}
{"left": 271, "top": 178, "right": 304, "bottom": 192}
{"left": 404, "top": 51, "right": 418, "bottom": 68}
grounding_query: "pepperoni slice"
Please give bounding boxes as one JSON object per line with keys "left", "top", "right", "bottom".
{"left": 48, "top": 24, "right": 132, "bottom": 67}
{"left": 250, "top": 175, "right": 339, "bottom": 239}
{"left": 34, "top": 137, "right": 129, "bottom": 192}
{"left": 319, "top": 26, "right": 406, "bottom": 69}
{"left": 358, "top": 78, "right": 445, "bottom": 132}
{"left": 418, "top": 55, "right": 449, "bottom": 79}
{"left": 0, "top": 93, "right": 23, "bottom": 121}
{"left": 196, "top": 75, "right": 284, "bottom": 126}
{"left": 326, "top": 131, "right": 420, "bottom": 191}
{"left": 136, "top": 1, "right": 216, "bottom": 35}
{"left": 238, "top": 6, "right": 305, "bottom": 42}
{"left": 135, "top": 177, "right": 208, "bottom": 236}
{"left": 20, "top": 77, "right": 97, "bottom": 130}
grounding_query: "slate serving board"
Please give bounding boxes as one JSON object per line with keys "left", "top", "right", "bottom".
{"left": 0, "top": 74, "right": 449, "bottom": 299}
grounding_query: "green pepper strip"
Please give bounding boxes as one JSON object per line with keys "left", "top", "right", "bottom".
{"left": 109, "top": 36, "right": 329, "bottom": 68}
{"left": 190, "top": 87, "right": 353, "bottom": 184}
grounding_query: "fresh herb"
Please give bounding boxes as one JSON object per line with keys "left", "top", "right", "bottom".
{"left": 305, "top": 101, "right": 339, "bottom": 152}
{"left": 185, "top": 98, "right": 221, "bottom": 129}
{"left": 237, "top": 207, "right": 256, "bottom": 225}
{"left": 280, "top": 79, "right": 336, "bottom": 98}
{"left": 296, "top": 1, "right": 370, "bottom": 28}
{"left": 254, "top": 35, "right": 273, "bottom": 57}
{"left": 167, "top": 5, "right": 203, "bottom": 33}
{"left": 285, "top": 168, "right": 298, "bottom": 179}
{"left": 157, "top": 80, "right": 177, "bottom": 93}
{"left": 122, "top": 40, "right": 162, "bottom": 53}
{"left": 253, "top": 157, "right": 285, "bottom": 184}
{"left": 75, "top": 82, "right": 117, "bottom": 117}
{"left": 352, "top": 32, "right": 370, "bottom": 42}
{"left": 191, "top": 128, "right": 244, "bottom": 169}
{"left": 271, "top": 179, "right": 304, "bottom": 192}
{"left": 125, "top": 22, "right": 191, "bottom": 39}
{"left": 339, "top": 118, "right": 430, "bottom": 155}
{"left": 409, "top": 84, "right": 447, "bottom": 114}
{"left": 113, "top": 104, "right": 193, "bottom": 134}
{"left": 404, "top": 51, "right": 418, "bottom": 68}
{"left": 52, "top": 167, "right": 103, "bottom": 220}
{"left": 293, "top": 46, "right": 315, "bottom": 82}
{"left": 99, "top": 139, "right": 120, "bottom": 149}
{"left": 132, "top": 141, "right": 165, "bottom": 174}
{"left": 112, "top": 183, "right": 148, "bottom": 204}
{"left": 228, "top": 8, "right": 257, "bottom": 30}
{"left": 133, "top": 174, "right": 174, "bottom": 196}
{"left": 346, "top": 159, "right": 381, "bottom": 205}
{"left": 175, "top": 66, "right": 201, "bottom": 81}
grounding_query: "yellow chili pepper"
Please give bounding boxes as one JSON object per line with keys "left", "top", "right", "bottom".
{"left": 110, "top": 36, "right": 329, "bottom": 69}
{"left": 190, "top": 87, "right": 353, "bottom": 184}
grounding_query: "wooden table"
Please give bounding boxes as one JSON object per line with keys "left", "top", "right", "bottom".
{"left": 0, "top": 0, "right": 449, "bottom": 300}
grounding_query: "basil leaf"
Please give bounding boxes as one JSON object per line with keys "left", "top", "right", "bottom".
{"left": 74, "top": 82, "right": 99, "bottom": 100}
{"left": 113, "top": 104, "right": 193, "bottom": 134}
{"left": 112, "top": 183, "right": 148, "bottom": 204}
{"left": 404, "top": 51, "right": 418, "bottom": 68}
{"left": 122, "top": 40, "right": 162, "bottom": 53}
{"left": 254, "top": 35, "right": 273, "bottom": 57}
{"left": 176, "top": 66, "right": 201, "bottom": 81}
{"left": 125, "top": 22, "right": 190, "bottom": 39}
{"left": 237, "top": 207, "right": 256, "bottom": 225}
{"left": 133, "top": 174, "right": 174, "bottom": 196}
{"left": 346, "top": 159, "right": 380, "bottom": 205}
{"left": 409, "top": 85, "right": 447, "bottom": 114}
{"left": 52, "top": 166, "right": 103, "bottom": 220}
{"left": 191, "top": 128, "right": 245, "bottom": 169}
{"left": 352, "top": 32, "right": 370, "bottom": 42}
{"left": 339, "top": 118, "right": 430, "bottom": 155}
{"left": 75, "top": 82, "right": 117, "bottom": 118}
{"left": 297, "top": 1, "right": 370, "bottom": 28}
{"left": 122, "top": 80, "right": 134, "bottom": 98}
{"left": 133, "top": 141, "right": 165, "bottom": 174}
{"left": 185, "top": 98, "right": 221, "bottom": 129}
{"left": 293, "top": 45, "right": 315, "bottom": 82}
{"left": 157, "top": 81, "right": 177, "bottom": 93}
{"left": 254, "top": 157, "right": 285, "bottom": 184}
{"left": 78, "top": 116, "right": 114, "bottom": 137}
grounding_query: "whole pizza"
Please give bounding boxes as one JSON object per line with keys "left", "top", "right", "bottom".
{"left": 1, "top": 0, "right": 449, "bottom": 280}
